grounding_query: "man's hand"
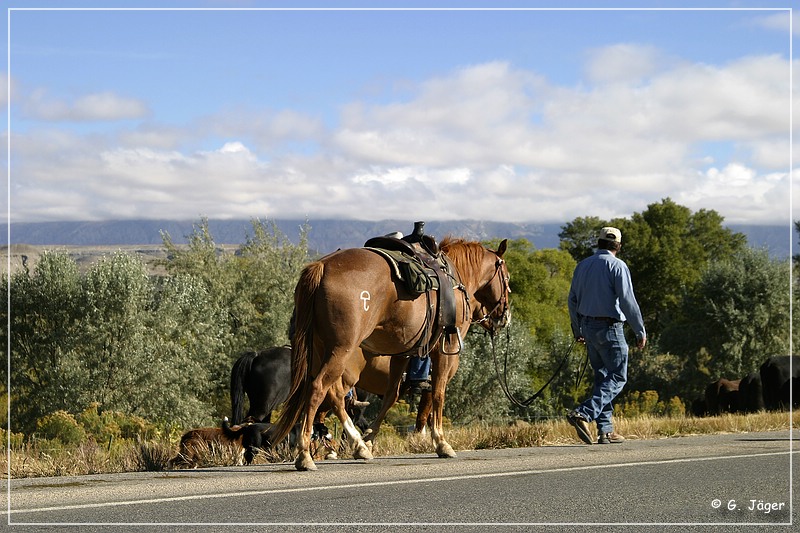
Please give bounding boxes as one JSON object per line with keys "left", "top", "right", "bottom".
{"left": 576, "top": 336, "right": 585, "bottom": 345}
{"left": 637, "top": 337, "right": 647, "bottom": 349}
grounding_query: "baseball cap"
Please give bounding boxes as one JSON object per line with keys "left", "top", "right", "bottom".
{"left": 598, "top": 226, "right": 622, "bottom": 243}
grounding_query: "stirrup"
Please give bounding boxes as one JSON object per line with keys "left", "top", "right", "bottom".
{"left": 441, "top": 328, "right": 463, "bottom": 355}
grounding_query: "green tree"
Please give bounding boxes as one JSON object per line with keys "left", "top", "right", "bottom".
{"left": 230, "top": 218, "right": 311, "bottom": 350}
{"left": 160, "top": 218, "right": 310, "bottom": 415}
{"left": 141, "top": 273, "right": 230, "bottom": 425}
{"left": 162, "top": 218, "right": 310, "bottom": 352}
{"left": 5, "top": 249, "right": 233, "bottom": 433}
{"left": 662, "top": 247, "right": 790, "bottom": 396}
{"left": 5, "top": 219, "right": 311, "bottom": 435}
{"left": 558, "top": 216, "right": 605, "bottom": 262}
{"left": 75, "top": 252, "right": 153, "bottom": 412}
{"left": 503, "top": 240, "right": 575, "bottom": 342}
{"left": 615, "top": 199, "right": 746, "bottom": 339}
{"left": 3, "top": 251, "right": 83, "bottom": 433}
{"left": 793, "top": 221, "right": 800, "bottom": 350}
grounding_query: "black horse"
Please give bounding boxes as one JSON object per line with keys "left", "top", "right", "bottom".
{"left": 230, "top": 345, "right": 373, "bottom": 428}
{"left": 230, "top": 346, "right": 292, "bottom": 425}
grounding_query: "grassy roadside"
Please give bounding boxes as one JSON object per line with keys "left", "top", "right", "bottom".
{"left": 4, "top": 410, "right": 797, "bottom": 479}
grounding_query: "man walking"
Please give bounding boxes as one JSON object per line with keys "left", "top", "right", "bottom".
{"left": 566, "top": 226, "right": 646, "bottom": 445}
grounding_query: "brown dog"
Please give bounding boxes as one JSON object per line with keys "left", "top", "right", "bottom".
{"left": 167, "top": 421, "right": 249, "bottom": 469}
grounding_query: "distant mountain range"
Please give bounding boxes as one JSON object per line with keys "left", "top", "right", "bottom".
{"left": 0, "top": 218, "right": 792, "bottom": 259}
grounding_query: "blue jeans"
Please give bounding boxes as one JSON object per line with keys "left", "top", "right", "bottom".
{"left": 576, "top": 318, "right": 628, "bottom": 434}
{"left": 407, "top": 356, "right": 431, "bottom": 381}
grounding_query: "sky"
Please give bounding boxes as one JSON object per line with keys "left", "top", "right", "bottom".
{"left": 2, "top": 1, "right": 797, "bottom": 227}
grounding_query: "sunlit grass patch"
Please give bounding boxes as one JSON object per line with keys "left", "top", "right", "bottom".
{"left": 3, "top": 410, "right": 796, "bottom": 478}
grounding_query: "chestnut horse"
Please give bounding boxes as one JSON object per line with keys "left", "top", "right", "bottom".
{"left": 273, "top": 237, "right": 509, "bottom": 471}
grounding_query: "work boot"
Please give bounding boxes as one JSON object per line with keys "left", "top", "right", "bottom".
{"left": 566, "top": 410, "right": 593, "bottom": 445}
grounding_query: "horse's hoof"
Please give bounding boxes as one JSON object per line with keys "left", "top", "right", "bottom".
{"left": 295, "top": 453, "right": 318, "bottom": 471}
{"left": 436, "top": 443, "right": 457, "bottom": 458}
{"left": 325, "top": 451, "right": 338, "bottom": 460}
{"left": 365, "top": 440, "right": 373, "bottom": 451}
{"left": 353, "top": 444, "right": 374, "bottom": 461}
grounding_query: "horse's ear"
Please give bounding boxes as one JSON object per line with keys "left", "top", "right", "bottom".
{"left": 496, "top": 239, "right": 508, "bottom": 258}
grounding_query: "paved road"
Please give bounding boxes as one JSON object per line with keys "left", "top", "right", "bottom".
{"left": 3, "top": 430, "right": 797, "bottom": 532}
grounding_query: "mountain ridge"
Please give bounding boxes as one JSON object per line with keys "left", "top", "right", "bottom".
{"left": 0, "top": 218, "right": 791, "bottom": 259}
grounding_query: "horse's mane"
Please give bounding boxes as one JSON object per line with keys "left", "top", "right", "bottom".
{"left": 439, "top": 236, "right": 487, "bottom": 272}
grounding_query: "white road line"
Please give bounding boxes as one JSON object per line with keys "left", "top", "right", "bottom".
{"left": 5, "top": 449, "right": 792, "bottom": 518}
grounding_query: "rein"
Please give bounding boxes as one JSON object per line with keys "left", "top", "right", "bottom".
{"left": 489, "top": 331, "right": 578, "bottom": 409}
{"left": 471, "top": 254, "right": 584, "bottom": 410}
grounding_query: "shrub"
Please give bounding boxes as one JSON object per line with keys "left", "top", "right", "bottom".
{"left": 36, "top": 411, "right": 86, "bottom": 446}
{"left": 664, "top": 396, "right": 686, "bottom": 417}
{"left": 78, "top": 403, "right": 121, "bottom": 443}
{"left": 76, "top": 404, "right": 159, "bottom": 445}
{"left": 0, "top": 427, "right": 25, "bottom": 449}
{"left": 116, "top": 413, "right": 156, "bottom": 440}
{"left": 617, "top": 390, "right": 686, "bottom": 418}
{"left": 383, "top": 401, "right": 419, "bottom": 432}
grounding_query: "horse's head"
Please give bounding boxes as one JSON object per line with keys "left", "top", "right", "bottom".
{"left": 472, "top": 239, "right": 510, "bottom": 335}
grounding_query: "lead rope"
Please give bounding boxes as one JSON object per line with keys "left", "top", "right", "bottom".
{"left": 490, "top": 331, "right": 577, "bottom": 409}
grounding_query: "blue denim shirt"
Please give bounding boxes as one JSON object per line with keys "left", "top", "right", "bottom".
{"left": 567, "top": 249, "right": 646, "bottom": 341}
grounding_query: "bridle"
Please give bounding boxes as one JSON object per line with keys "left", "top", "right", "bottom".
{"left": 472, "top": 257, "right": 511, "bottom": 335}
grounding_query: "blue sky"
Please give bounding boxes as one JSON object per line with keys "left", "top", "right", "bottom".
{"left": 2, "top": 1, "right": 796, "bottom": 226}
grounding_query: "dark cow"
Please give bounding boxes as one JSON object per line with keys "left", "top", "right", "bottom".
{"left": 781, "top": 377, "right": 800, "bottom": 408}
{"left": 704, "top": 378, "right": 740, "bottom": 415}
{"left": 230, "top": 346, "right": 291, "bottom": 424}
{"left": 737, "top": 372, "right": 765, "bottom": 413}
{"left": 759, "top": 355, "right": 800, "bottom": 410}
{"left": 690, "top": 397, "right": 707, "bottom": 417}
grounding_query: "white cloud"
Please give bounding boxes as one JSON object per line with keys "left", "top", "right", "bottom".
{"left": 118, "top": 124, "right": 186, "bottom": 150}
{"left": 335, "top": 61, "right": 543, "bottom": 166}
{"left": 195, "top": 108, "right": 326, "bottom": 152}
{"left": 647, "top": 55, "right": 789, "bottom": 140}
{"left": 352, "top": 166, "right": 471, "bottom": 186}
{"left": 7, "top": 48, "right": 793, "bottom": 226}
{"left": 754, "top": 11, "right": 797, "bottom": 36}
{"left": 675, "top": 163, "right": 789, "bottom": 224}
{"left": 0, "top": 72, "right": 12, "bottom": 108}
{"left": 23, "top": 89, "right": 149, "bottom": 121}
{"left": 584, "top": 44, "right": 664, "bottom": 84}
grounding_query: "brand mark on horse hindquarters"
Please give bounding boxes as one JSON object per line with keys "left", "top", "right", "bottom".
{"left": 360, "top": 291, "right": 371, "bottom": 311}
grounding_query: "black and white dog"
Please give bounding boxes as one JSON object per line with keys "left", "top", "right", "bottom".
{"left": 221, "top": 417, "right": 333, "bottom": 465}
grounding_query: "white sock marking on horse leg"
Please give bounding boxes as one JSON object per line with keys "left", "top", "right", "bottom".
{"left": 343, "top": 417, "right": 373, "bottom": 460}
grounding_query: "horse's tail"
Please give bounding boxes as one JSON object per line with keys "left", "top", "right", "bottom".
{"left": 271, "top": 261, "right": 324, "bottom": 445}
{"left": 230, "top": 351, "right": 258, "bottom": 425}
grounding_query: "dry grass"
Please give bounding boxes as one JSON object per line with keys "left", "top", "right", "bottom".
{"left": 367, "top": 410, "right": 799, "bottom": 456}
{"left": 4, "top": 410, "right": 797, "bottom": 478}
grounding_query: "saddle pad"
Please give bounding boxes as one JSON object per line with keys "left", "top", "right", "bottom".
{"left": 363, "top": 247, "right": 439, "bottom": 295}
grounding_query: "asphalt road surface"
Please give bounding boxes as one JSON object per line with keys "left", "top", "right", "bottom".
{"left": 3, "top": 430, "right": 797, "bottom": 532}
